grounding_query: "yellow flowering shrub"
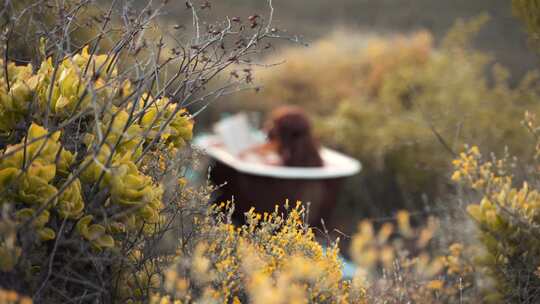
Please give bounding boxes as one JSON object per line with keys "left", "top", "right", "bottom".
{"left": 0, "top": 289, "right": 32, "bottom": 304}
{"left": 438, "top": 7, "right": 540, "bottom": 303}
{"left": 149, "top": 201, "right": 485, "bottom": 303}
{"left": 349, "top": 210, "right": 478, "bottom": 303}
{"left": 155, "top": 202, "right": 351, "bottom": 304}
{"left": 452, "top": 133, "right": 540, "bottom": 302}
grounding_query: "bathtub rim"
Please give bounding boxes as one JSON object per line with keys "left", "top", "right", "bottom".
{"left": 194, "top": 134, "right": 362, "bottom": 180}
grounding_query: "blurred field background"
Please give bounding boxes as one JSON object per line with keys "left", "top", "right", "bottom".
{"left": 88, "top": 0, "right": 540, "bottom": 262}
{"left": 160, "top": 0, "right": 540, "bottom": 236}
{"left": 162, "top": 0, "right": 538, "bottom": 80}
{"left": 3, "top": 1, "right": 540, "bottom": 301}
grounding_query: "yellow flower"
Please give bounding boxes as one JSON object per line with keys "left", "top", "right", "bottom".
{"left": 451, "top": 170, "right": 461, "bottom": 182}
{"left": 426, "top": 279, "right": 444, "bottom": 290}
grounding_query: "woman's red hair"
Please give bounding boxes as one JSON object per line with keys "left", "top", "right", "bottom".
{"left": 266, "top": 106, "right": 323, "bottom": 167}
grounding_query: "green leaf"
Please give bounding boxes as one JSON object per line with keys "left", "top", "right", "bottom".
{"left": 38, "top": 227, "right": 56, "bottom": 241}
{"left": 95, "top": 235, "right": 115, "bottom": 249}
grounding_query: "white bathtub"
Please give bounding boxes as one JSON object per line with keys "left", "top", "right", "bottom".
{"left": 194, "top": 134, "right": 362, "bottom": 225}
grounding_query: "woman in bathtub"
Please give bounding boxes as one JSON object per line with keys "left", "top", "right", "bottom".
{"left": 239, "top": 106, "right": 323, "bottom": 167}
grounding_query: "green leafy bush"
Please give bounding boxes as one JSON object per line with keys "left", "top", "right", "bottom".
{"left": 0, "top": 44, "right": 194, "bottom": 302}
{"left": 446, "top": 6, "right": 540, "bottom": 302}
{"left": 450, "top": 109, "right": 540, "bottom": 303}
{"left": 0, "top": 0, "right": 278, "bottom": 302}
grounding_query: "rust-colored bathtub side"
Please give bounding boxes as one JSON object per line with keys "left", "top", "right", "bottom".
{"left": 210, "top": 160, "right": 345, "bottom": 226}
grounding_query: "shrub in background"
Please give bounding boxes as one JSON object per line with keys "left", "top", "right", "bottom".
{"left": 154, "top": 3, "right": 540, "bottom": 304}
{"left": 320, "top": 23, "right": 540, "bottom": 213}
{"left": 0, "top": 0, "right": 115, "bottom": 64}
{"left": 451, "top": 114, "right": 540, "bottom": 303}
{"left": 220, "top": 16, "right": 540, "bottom": 220}
{"left": 443, "top": 78, "right": 540, "bottom": 304}
{"left": 444, "top": 4, "right": 540, "bottom": 302}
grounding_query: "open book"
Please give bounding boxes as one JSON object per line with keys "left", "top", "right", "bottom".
{"left": 212, "top": 113, "right": 265, "bottom": 155}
